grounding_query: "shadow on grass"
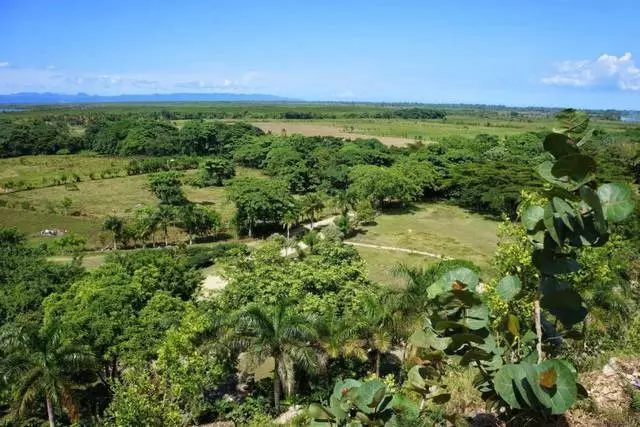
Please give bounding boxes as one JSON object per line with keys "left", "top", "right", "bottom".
{"left": 379, "top": 202, "right": 421, "bottom": 215}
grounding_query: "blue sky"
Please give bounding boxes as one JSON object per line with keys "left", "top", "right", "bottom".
{"left": 1, "top": 0, "right": 639, "bottom": 109}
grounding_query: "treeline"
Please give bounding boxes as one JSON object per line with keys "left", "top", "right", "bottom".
{"left": 0, "top": 117, "right": 264, "bottom": 157}
{"left": 281, "top": 107, "right": 446, "bottom": 120}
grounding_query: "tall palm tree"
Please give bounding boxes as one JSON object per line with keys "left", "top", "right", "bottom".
{"left": 0, "top": 325, "right": 95, "bottom": 427}
{"left": 153, "top": 205, "right": 176, "bottom": 246}
{"left": 355, "top": 293, "right": 397, "bottom": 377}
{"left": 231, "top": 303, "right": 319, "bottom": 411}
{"left": 281, "top": 209, "right": 299, "bottom": 241}
{"left": 314, "top": 310, "right": 365, "bottom": 361}
{"left": 301, "top": 193, "right": 325, "bottom": 229}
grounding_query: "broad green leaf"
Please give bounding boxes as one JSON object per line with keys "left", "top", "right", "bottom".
{"left": 355, "top": 379, "right": 386, "bottom": 411}
{"left": 309, "top": 403, "right": 334, "bottom": 421}
{"left": 522, "top": 205, "right": 544, "bottom": 231}
{"left": 579, "top": 186, "right": 606, "bottom": 232}
{"left": 390, "top": 394, "right": 420, "bottom": 420}
{"left": 448, "top": 332, "right": 485, "bottom": 350}
{"left": 332, "top": 379, "right": 361, "bottom": 399}
{"left": 551, "top": 154, "right": 596, "bottom": 183}
{"left": 407, "top": 365, "right": 427, "bottom": 392}
{"left": 494, "top": 364, "right": 526, "bottom": 409}
{"left": 465, "top": 304, "right": 490, "bottom": 330}
{"left": 496, "top": 275, "right": 521, "bottom": 301}
{"left": 543, "top": 133, "right": 578, "bottom": 158}
{"left": 543, "top": 204, "right": 562, "bottom": 246}
{"left": 430, "top": 267, "right": 479, "bottom": 298}
{"left": 555, "top": 108, "right": 589, "bottom": 141}
{"left": 409, "top": 329, "right": 450, "bottom": 351}
{"left": 538, "top": 360, "right": 578, "bottom": 414}
{"left": 532, "top": 250, "right": 579, "bottom": 275}
{"left": 522, "top": 362, "right": 552, "bottom": 408}
{"left": 552, "top": 197, "right": 576, "bottom": 232}
{"left": 540, "top": 289, "right": 587, "bottom": 328}
{"left": 597, "top": 183, "right": 635, "bottom": 223}
{"left": 537, "top": 161, "right": 571, "bottom": 189}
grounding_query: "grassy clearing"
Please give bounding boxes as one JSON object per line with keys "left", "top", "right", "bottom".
{"left": 0, "top": 207, "right": 103, "bottom": 246}
{"left": 0, "top": 154, "right": 129, "bottom": 190}
{"left": 0, "top": 166, "right": 266, "bottom": 247}
{"left": 347, "top": 203, "right": 499, "bottom": 275}
{"left": 48, "top": 254, "right": 106, "bottom": 270}
{"left": 354, "top": 246, "right": 437, "bottom": 288}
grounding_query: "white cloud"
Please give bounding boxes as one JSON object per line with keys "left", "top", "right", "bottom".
{"left": 0, "top": 62, "right": 10, "bottom": 68}
{"left": 542, "top": 52, "right": 640, "bottom": 91}
{"left": 0, "top": 66, "right": 266, "bottom": 95}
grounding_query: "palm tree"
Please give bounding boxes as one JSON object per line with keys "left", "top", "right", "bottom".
{"left": 314, "top": 310, "right": 365, "bottom": 361}
{"left": 331, "top": 190, "right": 355, "bottom": 216}
{"left": 153, "top": 205, "right": 176, "bottom": 246}
{"left": 102, "top": 215, "right": 123, "bottom": 250}
{"left": 0, "top": 325, "right": 95, "bottom": 427}
{"left": 355, "top": 293, "right": 397, "bottom": 376}
{"left": 301, "top": 193, "right": 325, "bottom": 229}
{"left": 232, "top": 302, "right": 319, "bottom": 411}
{"left": 281, "top": 209, "right": 299, "bottom": 241}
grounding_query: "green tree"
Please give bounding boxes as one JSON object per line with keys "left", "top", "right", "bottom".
{"left": 281, "top": 207, "right": 299, "bottom": 240}
{"left": 0, "top": 324, "right": 95, "bottom": 427}
{"left": 148, "top": 171, "right": 187, "bottom": 205}
{"left": 232, "top": 302, "right": 319, "bottom": 410}
{"left": 58, "top": 197, "right": 73, "bottom": 216}
{"left": 177, "top": 204, "right": 221, "bottom": 244}
{"left": 102, "top": 215, "right": 124, "bottom": 250}
{"left": 300, "top": 192, "right": 325, "bottom": 228}
{"left": 197, "top": 157, "right": 235, "bottom": 187}
{"left": 225, "top": 177, "right": 295, "bottom": 237}
{"left": 153, "top": 205, "right": 176, "bottom": 246}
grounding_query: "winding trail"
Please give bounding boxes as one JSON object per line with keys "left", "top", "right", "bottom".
{"left": 343, "top": 241, "right": 451, "bottom": 261}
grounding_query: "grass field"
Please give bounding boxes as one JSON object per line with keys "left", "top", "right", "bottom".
{"left": 354, "top": 246, "right": 438, "bottom": 288}
{"left": 346, "top": 203, "right": 499, "bottom": 278}
{"left": 0, "top": 154, "right": 129, "bottom": 190}
{"left": 248, "top": 116, "right": 637, "bottom": 144}
{"left": 0, "top": 164, "right": 266, "bottom": 248}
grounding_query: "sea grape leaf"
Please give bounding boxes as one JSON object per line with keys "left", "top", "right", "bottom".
{"left": 538, "top": 360, "right": 578, "bottom": 414}
{"left": 579, "top": 186, "right": 606, "bottom": 232}
{"left": 522, "top": 205, "right": 544, "bottom": 231}
{"left": 597, "top": 183, "right": 635, "bottom": 223}
{"left": 409, "top": 329, "right": 450, "bottom": 351}
{"left": 496, "top": 275, "right": 521, "bottom": 302}
{"left": 543, "top": 133, "right": 578, "bottom": 158}
{"left": 551, "top": 154, "right": 596, "bottom": 183}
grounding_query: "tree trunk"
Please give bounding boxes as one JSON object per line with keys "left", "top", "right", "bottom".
{"left": 286, "top": 225, "right": 290, "bottom": 240}
{"left": 46, "top": 396, "right": 55, "bottom": 427}
{"left": 534, "top": 297, "right": 543, "bottom": 364}
{"left": 113, "top": 238, "right": 117, "bottom": 251}
{"left": 375, "top": 351, "right": 381, "bottom": 377}
{"left": 164, "top": 229, "right": 168, "bottom": 246}
{"left": 188, "top": 234, "right": 193, "bottom": 245}
{"left": 273, "top": 359, "right": 281, "bottom": 411}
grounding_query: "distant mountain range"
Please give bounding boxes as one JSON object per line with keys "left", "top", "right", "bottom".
{"left": 0, "top": 92, "right": 295, "bottom": 104}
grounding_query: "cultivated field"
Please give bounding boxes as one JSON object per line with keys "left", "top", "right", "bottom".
{"left": 251, "top": 121, "right": 417, "bottom": 146}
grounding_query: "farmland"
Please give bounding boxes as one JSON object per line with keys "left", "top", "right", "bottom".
{"left": 1, "top": 103, "right": 639, "bottom": 426}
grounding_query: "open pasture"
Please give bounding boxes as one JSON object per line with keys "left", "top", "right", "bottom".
{"left": 346, "top": 202, "right": 500, "bottom": 275}
{"left": 0, "top": 154, "right": 129, "bottom": 190}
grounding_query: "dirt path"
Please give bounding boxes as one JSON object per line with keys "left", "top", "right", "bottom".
{"left": 252, "top": 121, "right": 416, "bottom": 147}
{"left": 344, "top": 241, "right": 451, "bottom": 261}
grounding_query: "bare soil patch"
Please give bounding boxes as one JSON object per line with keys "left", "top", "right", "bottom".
{"left": 251, "top": 121, "right": 416, "bottom": 147}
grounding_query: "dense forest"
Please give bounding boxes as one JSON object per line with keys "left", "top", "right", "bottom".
{"left": 0, "top": 109, "right": 639, "bottom": 426}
